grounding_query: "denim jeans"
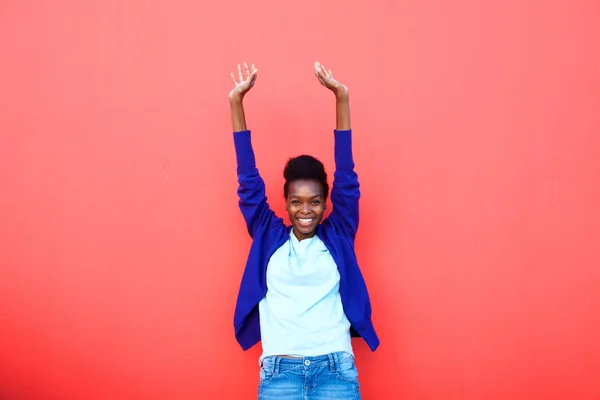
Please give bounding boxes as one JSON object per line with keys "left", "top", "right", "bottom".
{"left": 257, "top": 352, "right": 361, "bottom": 400}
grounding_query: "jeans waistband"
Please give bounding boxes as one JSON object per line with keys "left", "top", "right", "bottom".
{"left": 261, "top": 352, "right": 353, "bottom": 374}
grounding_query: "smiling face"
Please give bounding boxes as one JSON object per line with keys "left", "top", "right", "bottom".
{"left": 285, "top": 179, "right": 326, "bottom": 241}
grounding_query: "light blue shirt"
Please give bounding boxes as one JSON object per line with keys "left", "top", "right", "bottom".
{"left": 258, "top": 229, "right": 353, "bottom": 362}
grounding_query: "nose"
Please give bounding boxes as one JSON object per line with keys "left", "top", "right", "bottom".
{"left": 302, "top": 203, "right": 311, "bottom": 214}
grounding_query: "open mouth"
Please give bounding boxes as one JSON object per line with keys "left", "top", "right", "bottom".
{"left": 297, "top": 217, "right": 315, "bottom": 227}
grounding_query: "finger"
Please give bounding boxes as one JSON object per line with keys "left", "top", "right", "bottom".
{"left": 244, "top": 61, "right": 250, "bottom": 78}
{"left": 315, "top": 70, "right": 325, "bottom": 84}
{"left": 251, "top": 63, "right": 257, "bottom": 73}
{"left": 314, "top": 64, "right": 325, "bottom": 79}
{"left": 322, "top": 65, "right": 332, "bottom": 80}
{"left": 230, "top": 72, "right": 238, "bottom": 85}
{"left": 237, "top": 64, "right": 243, "bottom": 82}
{"left": 315, "top": 61, "right": 326, "bottom": 76}
{"left": 328, "top": 69, "right": 333, "bottom": 78}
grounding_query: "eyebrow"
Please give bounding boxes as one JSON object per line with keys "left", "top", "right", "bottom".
{"left": 289, "top": 194, "right": 323, "bottom": 199}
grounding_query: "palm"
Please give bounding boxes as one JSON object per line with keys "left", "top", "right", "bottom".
{"left": 229, "top": 62, "right": 258, "bottom": 99}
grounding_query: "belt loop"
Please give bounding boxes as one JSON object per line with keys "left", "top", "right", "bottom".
{"left": 328, "top": 353, "right": 336, "bottom": 372}
{"left": 274, "top": 356, "right": 281, "bottom": 375}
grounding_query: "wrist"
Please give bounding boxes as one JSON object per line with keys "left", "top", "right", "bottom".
{"left": 229, "top": 93, "right": 244, "bottom": 104}
{"left": 334, "top": 86, "right": 349, "bottom": 102}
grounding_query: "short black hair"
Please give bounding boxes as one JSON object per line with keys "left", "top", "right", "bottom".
{"left": 283, "top": 155, "right": 329, "bottom": 200}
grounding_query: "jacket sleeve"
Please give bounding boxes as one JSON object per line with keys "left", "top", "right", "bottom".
{"left": 328, "top": 129, "right": 360, "bottom": 238}
{"left": 233, "top": 130, "right": 281, "bottom": 238}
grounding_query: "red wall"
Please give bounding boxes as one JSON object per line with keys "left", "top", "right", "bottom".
{"left": 1, "top": 1, "right": 599, "bottom": 399}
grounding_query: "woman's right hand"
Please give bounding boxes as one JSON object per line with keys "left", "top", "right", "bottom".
{"left": 229, "top": 62, "right": 258, "bottom": 101}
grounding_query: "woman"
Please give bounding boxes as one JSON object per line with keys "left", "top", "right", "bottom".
{"left": 229, "top": 61, "right": 379, "bottom": 400}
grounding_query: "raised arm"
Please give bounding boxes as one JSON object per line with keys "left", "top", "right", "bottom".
{"left": 314, "top": 61, "right": 351, "bottom": 131}
{"left": 314, "top": 62, "right": 360, "bottom": 238}
{"left": 229, "top": 62, "right": 282, "bottom": 238}
{"left": 229, "top": 62, "right": 257, "bottom": 131}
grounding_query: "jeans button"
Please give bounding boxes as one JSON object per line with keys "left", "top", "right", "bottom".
{"left": 304, "top": 360, "right": 310, "bottom": 366}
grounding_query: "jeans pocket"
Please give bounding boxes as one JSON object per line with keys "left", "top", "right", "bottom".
{"left": 259, "top": 358, "right": 276, "bottom": 383}
{"left": 335, "top": 353, "right": 359, "bottom": 383}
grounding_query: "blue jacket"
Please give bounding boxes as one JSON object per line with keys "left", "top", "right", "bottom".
{"left": 232, "top": 129, "right": 379, "bottom": 352}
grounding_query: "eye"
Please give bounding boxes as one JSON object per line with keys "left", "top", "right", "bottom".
{"left": 291, "top": 200, "right": 300, "bottom": 205}
{"left": 312, "top": 200, "right": 322, "bottom": 205}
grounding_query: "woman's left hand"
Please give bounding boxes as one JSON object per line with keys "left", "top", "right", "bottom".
{"left": 314, "top": 61, "right": 349, "bottom": 99}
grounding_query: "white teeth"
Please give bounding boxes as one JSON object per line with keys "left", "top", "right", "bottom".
{"left": 299, "top": 218, "right": 314, "bottom": 222}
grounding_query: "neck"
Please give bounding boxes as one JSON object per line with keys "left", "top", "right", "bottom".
{"left": 292, "top": 228, "right": 316, "bottom": 241}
